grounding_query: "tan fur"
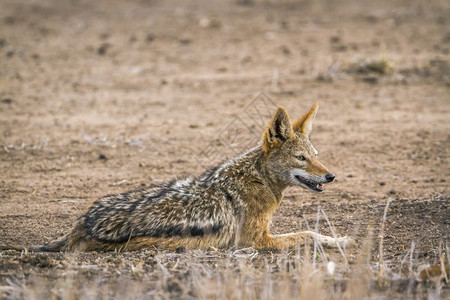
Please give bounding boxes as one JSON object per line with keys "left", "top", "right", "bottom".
{"left": 9, "top": 104, "right": 354, "bottom": 252}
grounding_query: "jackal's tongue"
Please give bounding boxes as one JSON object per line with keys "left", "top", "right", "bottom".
{"left": 316, "top": 183, "right": 324, "bottom": 191}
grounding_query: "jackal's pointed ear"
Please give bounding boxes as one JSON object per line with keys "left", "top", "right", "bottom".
{"left": 292, "top": 103, "right": 319, "bottom": 138}
{"left": 262, "top": 106, "right": 294, "bottom": 151}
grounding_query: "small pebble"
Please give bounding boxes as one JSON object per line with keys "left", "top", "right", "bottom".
{"left": 97, "top": 43, "right": 110, "bottom": 55}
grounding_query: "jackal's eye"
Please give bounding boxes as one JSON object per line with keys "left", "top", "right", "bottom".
{"left": 296, "top": 155, "right": 306, "bottom": 161}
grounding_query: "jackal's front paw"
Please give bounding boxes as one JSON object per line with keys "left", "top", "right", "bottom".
{"left": 336, "top": 236, "right": 356, "bottom": 249}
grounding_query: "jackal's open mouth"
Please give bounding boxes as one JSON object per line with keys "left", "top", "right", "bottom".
{"left": 295, "top": 175, "right": 324, "bottom": 192}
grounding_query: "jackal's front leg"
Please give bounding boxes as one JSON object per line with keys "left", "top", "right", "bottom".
{"left": 256, "top": 231, "right": 355, "bottom": 250}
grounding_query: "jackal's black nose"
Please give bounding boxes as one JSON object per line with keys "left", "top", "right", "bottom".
{"left": 325, "top": 173, "right": 335, "bottom": 182}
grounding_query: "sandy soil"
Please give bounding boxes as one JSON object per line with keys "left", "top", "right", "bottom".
{"left": 0, "top": 0, "right": 449, "bottom": 297}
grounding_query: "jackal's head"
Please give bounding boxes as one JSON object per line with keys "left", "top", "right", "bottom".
{"left": 262, "top": 104, "right": 335, "bottom": 192}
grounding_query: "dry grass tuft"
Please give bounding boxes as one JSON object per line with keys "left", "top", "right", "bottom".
{"left": 2, "top": 236, "right": 448, "bottom": 299}
{"left": 1, "top": 205, "right": 448, "bottom": 299}
{"left": 348, "top": 56, "right": 395, "bottom": 75}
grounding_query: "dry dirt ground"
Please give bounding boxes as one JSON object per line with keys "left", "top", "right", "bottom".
{"left": 0, "top": 0, "right": 449, "bottom": 298}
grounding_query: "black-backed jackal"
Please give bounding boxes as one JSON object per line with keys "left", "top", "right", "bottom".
{"left": 5, "top": 104, "right": 354, "bottom": 252}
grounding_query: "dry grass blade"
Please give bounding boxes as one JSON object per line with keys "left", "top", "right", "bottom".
{"left": 400, "top": 241, "right": 415, "bottom": 277}
{"left": 320, "top": 208, "right": 348, "bottom": 268}
{"left": 440, "top": 244, "right": 449, "bottom": 283}
{"left": 378, "top": 198, "right": 392, "bottom": 288}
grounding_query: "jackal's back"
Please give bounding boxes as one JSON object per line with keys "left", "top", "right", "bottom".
{"left": 77, "top": 176, "right": 237, "bottom": 247}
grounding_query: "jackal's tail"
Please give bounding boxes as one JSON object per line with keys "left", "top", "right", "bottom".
{"left": 0, "top": 236, "right": 68, "bottom": 252}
